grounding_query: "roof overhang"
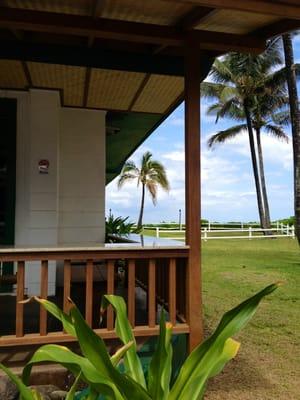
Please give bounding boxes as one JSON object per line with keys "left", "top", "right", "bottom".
{"left": 0, "top": 0, "right": 299, "bottom": 183}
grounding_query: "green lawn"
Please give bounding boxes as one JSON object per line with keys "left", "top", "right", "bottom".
{"left": 202, "top": 238, "right": 300, "bottom": 400}
{"left": 143, "top": 230, "right": 299, "bottom": 399}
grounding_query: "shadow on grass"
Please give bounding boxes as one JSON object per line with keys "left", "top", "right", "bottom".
{"left": 205, "top": 354, "right": 275, "bottom": 399}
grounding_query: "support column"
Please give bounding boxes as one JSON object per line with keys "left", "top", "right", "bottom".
{"left": 184, "top": 37, "right": 203, "bottom": 351}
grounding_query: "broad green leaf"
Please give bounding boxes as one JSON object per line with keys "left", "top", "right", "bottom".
{"left": 170, "top": 283, "right": 279, "bottom": 400}
{"left": 111, "top": 341, "right": 134, "bottom": 367}
{"left": 70, "top": 303, "right": 150, "bottom": 399}
{"left": 148, "top": 311, "right": 173, "bottom": 400}
{"left": 175, "top": 338, "right": 240, "bottom": 400}
{"left": 208, "top": 338, "right": 240, "bottom": 379}
{"left": 35, "top": 296, "right": 132, "bottom": 367}
{"left": 23, "top": 345, "right": 123, "bottom": 400}
{"left": 32, "top": 391, "right": 43, "bottom": 400}
{"left": 66, "top": 372, "right": 82, "bottom": 400}
{"left": 33, "top": 297, "right": 76, "bottom": 337}
{"left": 0, "top": 363, "right": 35, "bottom": 400}
{"left": 101, "top": 295, "right": 146, "bottom": 388}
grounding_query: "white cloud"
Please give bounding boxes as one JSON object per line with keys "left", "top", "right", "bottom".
{"left": 162, "top": 151, "right": 185, "bottom": 162}
{"left": 219, "top": 130, "right": 293, "bottom": 171}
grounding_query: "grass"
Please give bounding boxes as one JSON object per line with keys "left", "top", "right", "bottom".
{"left": 201, "top": 238, "right": 300, "bottom": 399}
{"left": 143, "top": 229, "right": 300, "bottom": 399}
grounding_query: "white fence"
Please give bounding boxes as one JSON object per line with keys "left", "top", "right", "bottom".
{"left": 144, "top": 223, "right": 295, "bottom": 241}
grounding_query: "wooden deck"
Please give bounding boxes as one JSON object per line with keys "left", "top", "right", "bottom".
{"left": 0, "top": 245, "right": 189, "bottom": 348}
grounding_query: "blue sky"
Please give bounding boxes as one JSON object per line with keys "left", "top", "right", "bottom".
{"left": 106, "top": 34, "right": 300, "bottom": 224}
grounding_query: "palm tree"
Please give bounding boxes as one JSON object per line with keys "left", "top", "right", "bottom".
{"left": 282, "top": 33, "right": 300, "bottom": 244}
{"left": 207, "top": 94, "right": 289, "bottom": 228}
{"left": 118, "top": 151, "right": 170, "bottom": 229}
{"left": 202, "top": 40, "right": 288, "bottom": 229}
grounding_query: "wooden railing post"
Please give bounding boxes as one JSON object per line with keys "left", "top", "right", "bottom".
{"left": 168, "top": 258, "right": 176, "bottom": 325}
{"left": 63, "top": 259, "right": 71, "bottom": 315}
{"left": 40, "top": 260, "right": 48, "bottom": 335}
{"left": 148, "top": 259, "right": 156, "bottom": 328}
{"left": 185, "top": 35, "right": 203, "bottom": 351}
{"left": 16, "top": 261, "right": 25, "bottom": 337}
{"left": 85, "top": 259, "right": 94, "bottom": 327}
{"left": 128, "top": 259, "right": 136, "bottom": 327}
{"left": 107, "top": 260, "right": 115, "bottom": 330}
{"left": 1, "top": 248, "right": 189, "bottom": 347}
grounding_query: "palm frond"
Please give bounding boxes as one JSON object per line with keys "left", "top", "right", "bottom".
{"left": 118, "top": 161, "right": 139, "bottom": 188}
{"left": 146, "top": 181, "right": 158, "bottom": 205}
{"left": 209, "top": 58, "right": 235, "bottom": 84}
{"left": 147, "top": 161, "right": 170, "bottom": 191}
{"left": 118, "top": 173, "right": 138, "bottom": 189}
{"left": 207, "top": 124, "right": 247, "bottom": 148}
{"left": 201, "top": 82, "right": 228, "bottom": 100}
{"left": 264, "top": 125, "right": 289, "bottom": 142}
{"left": 271, "top": 111, "right": 291, "bottom": 127}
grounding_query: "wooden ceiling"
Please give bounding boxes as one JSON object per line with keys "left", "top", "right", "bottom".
{"left": 0, "top": 0, "right": 299, "bottom": 114}
{"left": 0, "top": 0, "right": 300, "bottom": 181}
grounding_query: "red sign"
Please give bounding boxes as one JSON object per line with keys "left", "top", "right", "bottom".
{"left": 38, "top": 159, "right": 49, "bottom": 174}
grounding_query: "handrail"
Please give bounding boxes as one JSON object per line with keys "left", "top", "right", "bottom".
{"left": 0, "top": 246, "right": 189, "bottom": 347}
{"left": 0, "top": 246, "right": 189, "bottom": 262}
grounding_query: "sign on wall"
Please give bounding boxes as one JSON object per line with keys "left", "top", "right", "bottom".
{"left": 38, "top": 159, "right": 49, "bottom": 174}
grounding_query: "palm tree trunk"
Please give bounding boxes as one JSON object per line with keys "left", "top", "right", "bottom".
{"left": 282, "top": 33, "right": 300, "bottom": 245}
{"left": 137, "top": 183, "right": 145, "bottom": 229}
{"left": 244, "top": 103, "right": 266, "bottom": 229}
{"left": 256, "top": 127, "right": 272, "bottom": 232}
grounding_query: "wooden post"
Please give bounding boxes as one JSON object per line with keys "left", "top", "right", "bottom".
{"left": 184, "top": 36, "right": 203, "bottom": 351}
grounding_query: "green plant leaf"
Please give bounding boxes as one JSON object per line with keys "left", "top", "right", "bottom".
{"left": 170, "top": 283, "right": 280, "bottom": 400}
{"left": 33, "top": 297, "right": 76, "bottom": 337}
{"left": 111, "top": 341, "right": 134, "bottom": 367}
{"left": 22, "top": 345, "right": 123, "bottom": 400}
{"left": 66, "top": 372, "right": 82, "bottom": 400}
{"left": 0, "top": 363, "right": 35, "bottom": 400}
{"left": 148, "top": 311, "right": 173, "bottom": 400}
{"left": 35, "top": 296, "right": 132, "bottom": 368}
{"left": 70, "top": 302, "right": 150, "bottom": 399}
{"left": 101, "top": 295, "right": 146, "bottom": 388}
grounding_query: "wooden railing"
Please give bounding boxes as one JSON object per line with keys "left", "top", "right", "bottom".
{"left": 0, "top": 247, "right": 189, "bottom": 347}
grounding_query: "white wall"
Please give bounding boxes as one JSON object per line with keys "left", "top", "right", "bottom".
{"left": 59, "top": 108, "right": 106, "bottom": 244}
{"left": 0, "top": 89, "right": 106, "bottom": 295}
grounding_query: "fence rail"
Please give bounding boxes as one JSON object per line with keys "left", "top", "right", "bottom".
{"left": 0, "top": 247, "right": 189, "bottom": 347}
{"left": 146, "top": 224, "right": 295, "bottom": 241}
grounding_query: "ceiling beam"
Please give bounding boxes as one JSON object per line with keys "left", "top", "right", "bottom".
{"left": 252, "top": 19, "right": 300, "bottom": 39}
{"left": 88, "top": 0, "right": 106, "bottom": 47}
{"left": 0, "top": 40, "right": 215, "bottom": 76}
{"left": 176, "top": 6, "right": 217, "bottom": 30}
{"left": 0, "top": 7, "right": 181, "bottom": 47}
{"left": 21, "top": 61, "right": 32, "bottom": 87}
{"left": 83, "top": 67, "right": 91, "bottom": 107}
{"left": 154, "top": 6, "right": 217, "bottom": 54}
{"left": 11, "top": 28, "right": 23, "bottom": 40}
{"left": 91, "top": 0, "right": 106, "bottom": 17}
{"left": 165, "top": 0, "right": 300, "bottom": 20}
{"left": 0, "top": 7, "right": 265, "bottom": 53}
{"left": 128, "top": 74, "right": 151, "bottom": 111}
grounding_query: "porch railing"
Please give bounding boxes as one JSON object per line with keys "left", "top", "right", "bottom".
{"left": 0, "top": 247, "right": 189, "bottom": 347}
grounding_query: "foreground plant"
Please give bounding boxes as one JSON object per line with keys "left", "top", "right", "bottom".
{"left": 0, "top": 283, "right": 280, "bottom": 399}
